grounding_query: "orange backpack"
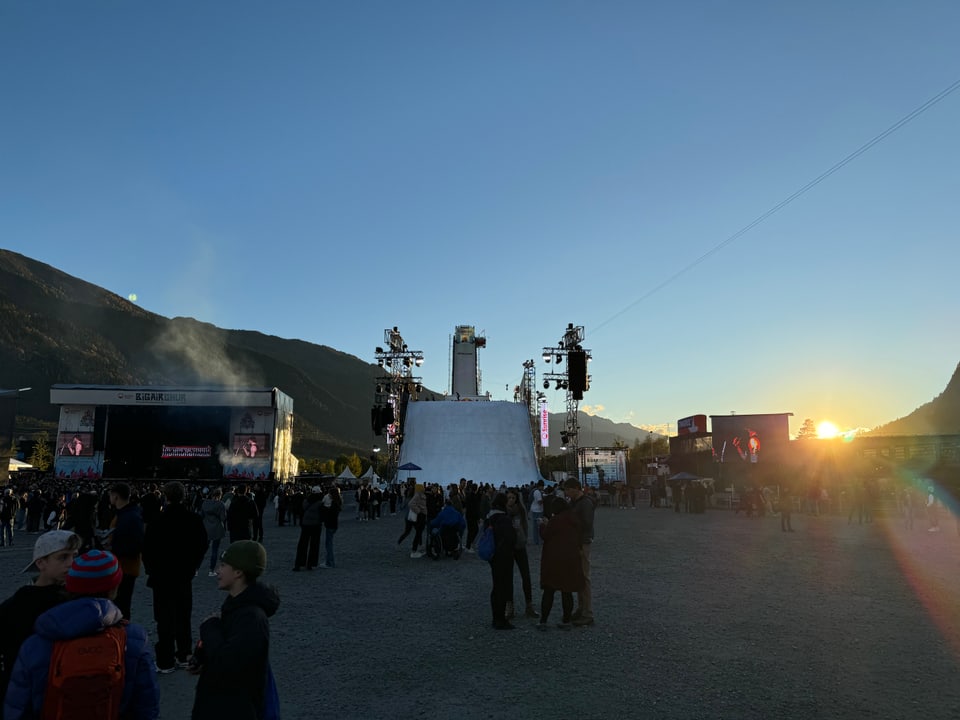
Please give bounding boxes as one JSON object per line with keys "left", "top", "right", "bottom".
{"left": 41, "top": 625, "right": 127, "bottom": 720}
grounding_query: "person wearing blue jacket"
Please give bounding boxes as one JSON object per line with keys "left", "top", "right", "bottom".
{"left": 428, "top": 499, "right": 467, "bottom": 558}
{"left": 429, "top": 499, "right": 467, "bottom": 535}
{"left": 3, "top": 549, "right": 160, "bottom": 720}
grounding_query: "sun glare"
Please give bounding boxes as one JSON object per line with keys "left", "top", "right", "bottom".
{"left": 816, "top": 421, "right": 840, "bottom": 439}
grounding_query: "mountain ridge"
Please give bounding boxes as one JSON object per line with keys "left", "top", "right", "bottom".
{"left": 0, "top": 249, "right": 663, "bottom": 458}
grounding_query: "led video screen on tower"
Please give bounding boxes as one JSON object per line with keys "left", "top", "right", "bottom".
{"left": 711, "top": 414, "right": 790, "bottom": 464}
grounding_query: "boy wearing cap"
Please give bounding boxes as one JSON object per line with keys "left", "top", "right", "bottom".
{"left": 3, "top": 549, "right": 160, "bottom": 720}
{"left": 192, "top": 540, "right": 280, "bottom": 720}
{"left": 0, "top": 530, "right": 80, "bottom": 709}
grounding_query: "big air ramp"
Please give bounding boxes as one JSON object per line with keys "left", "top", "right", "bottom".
{"left": 399, "top": 401, "right": 543, "bottom": 488}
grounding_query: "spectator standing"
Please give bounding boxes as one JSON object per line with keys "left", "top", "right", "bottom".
{"left": 201, "top": 489, "right": 228, "bottom": 577}
{"left": 14, "top": 492, "right": 27, "bottom": 532}
{"left": 293, "top": 487, "right": 324, "bottom": 571}
{"left": 227, "top": 486, "right": 259, "bottom": 543}
{"left": 505, "top": 489, "right": 538, "bottom": 618}
{"left": 484, "top": 493, "right": 517, "bottom": 630}
{"left": 0, "top": 490, "right": 17, "bottom": 546}
{"left": 0, "top": 530, "right": 80, "bottom": 708}
{"left": 564, "top": 478, "right": 597, "bottom": 627}
{"left": 62, "top": 490, "right": 98, "bottom": 551}
{"left": 26, "top": 492, "right": 44, "bottom": 534}
{"left": 253, "top": 486, "right": 269, "bottom": 541}
{"left": 780, "top": 485, "right": 795, "bottom": 532}
{"left": 528, "top": 481, "right": 545, "bottom": 545}
{"left": 107, "top": 482, "right": 145, "bottom": 620}
{"left": 191, "top": 540, "right": 280, "bottom": 720}
{"left": 536, "top": 496, "right": 584, "bottom": 630}
{"left": 321, "top": 485, "right": 342, "bottom": 569}
{"left": 397, "top": 484, "right": 428, "bottom": 558}
{"left": 142, "top": 482, "right": 208, "bottom": 673}
{"left": 926, "top": 485, "right": 941, "bottom": 532}
{"left": 463, "top": 482, "right": 481, "bottom": 552}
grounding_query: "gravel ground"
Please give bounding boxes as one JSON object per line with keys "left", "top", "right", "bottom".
{"left": 2, "top": 502, "right": 960, "bottom": 720}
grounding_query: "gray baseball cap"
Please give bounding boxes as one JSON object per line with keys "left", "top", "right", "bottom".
{"left": 23, "top": 530, "right": 81, "bottom": 573}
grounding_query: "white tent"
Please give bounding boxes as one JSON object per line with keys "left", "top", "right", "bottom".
{"left": 336, "top": 466, "right": 357, "bottom": 481}
{"left": 359, "top": 466, "right": 380, "bottom": 483}
{"left": 8, "top": 458, "right": 31, "bottom": 472}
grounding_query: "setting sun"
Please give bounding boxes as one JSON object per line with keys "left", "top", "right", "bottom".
{"left": 816, "top": 421, "right": 840, "bottom": 439}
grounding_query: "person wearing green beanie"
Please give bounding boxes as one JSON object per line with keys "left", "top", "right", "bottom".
{"left": 191, "top": 541, "right": 280, "bottom": 719}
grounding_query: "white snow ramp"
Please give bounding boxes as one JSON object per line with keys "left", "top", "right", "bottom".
{"left": 399, "top": 401, "right": 543, "bottom": 488}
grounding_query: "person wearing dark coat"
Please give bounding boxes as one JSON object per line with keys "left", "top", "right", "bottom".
{"left": 0, "top": 530, "right": 79, "bottom": 709}
{"left": 321, "top": 486, "right": 342, "bottom": 568}
{"left": 536, "top": 496, "right": 585, "bottom": 629}
{"left": 484, "top": 493, "right": 517, "bottom": 630}
{"left": 108, "top": 482, "right": 144, "bottom": 620}
{"left": 192, "top": 540, "right": 280, "bottom": 720}
{"left": 142, "top": 482, "right": 208, "bottom": 672}
{"left": 227, "top": 486, "right": 259, "bottom": 542}
{"left": 464, "top": 483, "right": 481, "bottom": 551}
{"left": 62, "top": 491, "right": 98, "bottom": 551}
{"left": 292, "top": 488, "right": 324, "bottom": 571}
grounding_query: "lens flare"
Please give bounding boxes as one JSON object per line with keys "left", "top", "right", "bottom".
{"left": 816, "top": 421, "right": 839, "bottom": 439}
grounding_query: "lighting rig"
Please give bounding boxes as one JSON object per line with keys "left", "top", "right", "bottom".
{"left": 541, "top": 323, "right": 592, "bottom": 477}
{"left": 372, "top": 327, "right": 424, "bottom": 479}
{"left": 516, "top": 360, "right": 547, "bottom": 463}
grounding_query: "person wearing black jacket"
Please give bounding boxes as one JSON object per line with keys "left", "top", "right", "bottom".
{"left": 292, "top": 488, "right": 323, "bottom": 571}
{"left": 227, "top": 486, "right": 259, "bottom": 543}
{"left": 464, "top": 483, "right": 481, "bottom": 552}
{"left": 192, "top": 540, "right": 280, "bottom": 720}
{"left": 484, "top": 493, "right": 517, "bottom": 630}
{"left": 108, "top": 482, "right": 145, "bottom": 620}
{"left": 142, "top": 481, "right": 208, "bottom": 673}
{"left": 0, "top": 530, "right": 79, "bottom": 709}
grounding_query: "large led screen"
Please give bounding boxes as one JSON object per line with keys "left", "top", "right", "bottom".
{"left": 711, "top": 414, "right": 790, "bottom": 464}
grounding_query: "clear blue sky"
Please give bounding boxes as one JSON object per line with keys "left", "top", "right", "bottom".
{"left": 3, "top": 1, "right": 959, "bottom": 437}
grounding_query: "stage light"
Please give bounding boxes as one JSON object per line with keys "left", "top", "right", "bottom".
{"left": 375, "top": 347, "right": 384, "bottom": 354}
{"left": 555, "top": 354, "right": 562, "bottom": 364}
{"left": 415, "top": 357, "right": 423, "bottom": 366}
{"left": 543, "top": 380, "right": 550, "bottom": 389}
{"left": 543, "top": 352, "right": 551, "bottom": 363}
{"left": 376, "top": 384, "right": 382, "bottom": 393}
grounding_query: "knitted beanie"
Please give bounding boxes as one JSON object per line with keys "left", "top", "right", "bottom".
{"left": 221, "top": 540, "right": 267, "bottom": 580}
{"left": 66, "top": 549, "right": 124, "bottom": 595}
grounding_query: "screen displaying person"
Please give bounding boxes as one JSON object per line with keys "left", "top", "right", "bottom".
{"left": 60, "top": 434, "right": 84, "bottom": 456}
{"left": 242, "top": 436, "right": 259, "bottom": 458}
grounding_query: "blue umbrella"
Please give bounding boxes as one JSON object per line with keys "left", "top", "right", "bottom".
{"left": 397, "top": 462, "right": 421, "bottom": 483}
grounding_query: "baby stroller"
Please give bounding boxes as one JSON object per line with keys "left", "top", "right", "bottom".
{"left": 427, "top": 525, "right": 462, "bottom": 560}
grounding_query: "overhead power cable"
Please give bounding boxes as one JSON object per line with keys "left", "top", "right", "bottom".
{"left": 592, "top": 76, "right": 960, "bottom": 336}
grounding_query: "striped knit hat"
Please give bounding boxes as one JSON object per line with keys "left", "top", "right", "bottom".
{"left": 66, "top": 550, "right": 124, "bottom": 595}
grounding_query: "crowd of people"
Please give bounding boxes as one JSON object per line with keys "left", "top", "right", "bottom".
{"left": 0, "top": 477, "right": 283, "bottom": 720}
{"left": 0, "top": 472, "right": 600, "bottom": 718}
{"left": 390, "top": 477, "right": 598, "bottom": 631}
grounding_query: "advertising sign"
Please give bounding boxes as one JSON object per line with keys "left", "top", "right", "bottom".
{"left": 540, "top": 400, "right": 549, "bottom": 447}
{"left": 678, "top": 414, "right": 707, "bottom": 436}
